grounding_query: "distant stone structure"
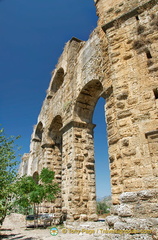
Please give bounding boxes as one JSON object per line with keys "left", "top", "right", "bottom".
{"left": 19, "top": 0, "right": 158, "bottom": 231}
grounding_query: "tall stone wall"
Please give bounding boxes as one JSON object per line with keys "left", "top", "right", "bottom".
{"left": 19, "top": 0, "right": 158, "bottom": 223}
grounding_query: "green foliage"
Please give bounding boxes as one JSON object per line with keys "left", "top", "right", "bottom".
{"left": 14, "top": 168, "right": 60, "bottom": 217}
{"left": 97, "top": 201, "right": 110, "bottom": 215}
{"left": 39, "top": 167, "right": 55, "bottom": 184}
{"left": 0, "top": 126, "right": 59, "bottom": 226}
{"left": 0, "top": 127, "right": 20, "bottom": 225}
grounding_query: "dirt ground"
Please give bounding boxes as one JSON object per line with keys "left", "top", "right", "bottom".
{"left": 0, "top": 213, "right": 103, "bottom": 240}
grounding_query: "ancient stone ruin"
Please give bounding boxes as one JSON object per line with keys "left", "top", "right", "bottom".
{"left": 19, "top": 0, "right": 158, "bottom": 237}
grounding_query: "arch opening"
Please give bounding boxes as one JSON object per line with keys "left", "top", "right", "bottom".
{"left": 73, "top": 80, "right": 111, "bottom": 218}
{"left": 43, "top": 115, "right": 63, "bottom": 214}
{"left": 48, "top": 115, "right": 63, "bottom": 146}
{"left": 93, "top": 97, "right": 111, "bottom": 213}
{"left": 74, "top": 80, "right": 103, "bottom": 123}
{"left": 35, "top": 122, "right": 43, "bottom": 141}
{"left": 33, "top": 171, "right": 39, "bottom": 184}
{"left": 50, "top": 68, "right": 64, "bottom": 93}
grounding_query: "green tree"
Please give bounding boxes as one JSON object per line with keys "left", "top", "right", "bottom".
{"left": 0, "top": 127, "right": 20, "bottom": 225}
{"left": 97, "top": 201, "right": 110, "bottom": 215}
{"left": 14, "top": 168, "right": 60, "bottom": 227}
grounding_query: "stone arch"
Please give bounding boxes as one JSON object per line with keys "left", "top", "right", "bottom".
{"left": 19, "top": 0, "right": 158, "bottom": 227}
{"left": 48, "top": 115, "right": 63, "bottom": 145}
{"left": 61, "top": 80, "right": 107, "bottom": 220}
{"left": 38, "top": 116, "right": 63, "bottom": 214}
{"left": 33, "top": 171, "right": 39, "bottom": 184}
{"left": 74, "top": 80, "right": 103, "bottom": 123}
{"left": 50, "top": 68, "right": 64, "bottom": 94}
{"left": 34, "top": 121, "right": 43, "bottom": 141}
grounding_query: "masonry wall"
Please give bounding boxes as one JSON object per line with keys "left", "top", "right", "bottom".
{"left": 19, "top": 0, "right": 158, "bottom": 222}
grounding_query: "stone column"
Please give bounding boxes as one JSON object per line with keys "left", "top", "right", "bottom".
{"left": 101, "top": 1, "right": 158, "bottom": 204}
{"left": 39, "top": 144, "right": 62, "bottom": 215}
{"left": 61, "top": 121, "right": 98, "bottom": 221}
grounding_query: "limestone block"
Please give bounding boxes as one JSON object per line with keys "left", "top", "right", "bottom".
{"left": 120, "top": 192, "right": 138, "bottom": 203}
{"left": 107, "top": 128, "right": 115, "bottom": 137}
{"left": 117, "top": 110, "right": 132, "bottom": 119}
{"left": 73, "top": 196, "right": 80, "bottom": 201}
{"left": 123, "top": 53, "right": 133, "bottom": 60}
{"left": 118, "top": 119, "right": 128, "bottom": 127}
{"left": 116, "top": 92, "right": 128, "bottom": 100}
{"left": 87, "top": 157, "right": 94, "bottom": 163}
{"left": 88, "top": 213, "right": 98, "bottom": 221}
{"left": 87, "top": 170, "right": 95, "bottom": 175}
{"left": 82, "top": 194, "right": 89, "bottom": 201}
{"left": 123, "top": 218, "right": 155, "bottom": 229}
{"left": 76, "top": 156, "right": 84, "bottom": 161}
{"left": 116, "top": 101, "right": 125, "bottom": 109}
{"left": 73, "top": 214, "right": 80, "bottom": 220}
{"left": 112, "top": 187, "right": 122, "bottom": 194}
{"left": 80, "top": 214, "right": 88, "bottom": 221}
{"left": 106, "top": 115, "right": 113, "bottom": 123}
{"left": 110, "top": 162, "right": 116, "bottom": 169}
{"left": 134, "top": 203, "right": 158, "bottom": 218}
{"left": 144, "top": 177, "right": 157, "bottom": 188}
{"left": 109, "top": 135, "right": 120, "bottom": 145}
{"left": 117, "top": 204, "right": 133, "bottom": 217}
{"left": 123, "top": 169, "right": 136, "bottom": 177}
{"left": 122, "top": 148, "right": 136, "bottom": 157}
{"left": 54, "top": 200, "right": 62, "bottom": 208}
{"left": 111, "top": 178, "right": 118, "bottom": 185}
{"left": 139, "top": 102, "right": 154, "bottom": 111}
{"left": 124, "top": 179, "right": 143, "bottom": 190}
{"left": 114, "top": 221, "right": 128, "bottom": 230}
{"left": 111, "top": 171, "right": 119, "bottom": 177}
{"left": 132, "top": 113, "right": 150, "bottom": 123}
{"left": 105, "top": 216, "right": 120, "bottom": 227}
{"left": 137, "top": 190, "right": 157, "bottom": 200}
{"left": 127, "top": 98, "right": 138, "bottom": 105}
{"left": 121, "top": 138, "right": 129, "bottom": 146}
{"left": 85, "top": 162, "right": 94, "bottom": 170}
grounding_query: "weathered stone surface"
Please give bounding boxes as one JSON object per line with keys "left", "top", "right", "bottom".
{"left": 19, "top": 0, "right": 158, "bottom": 225}
{"left": 117, "top": 204, "right": 133, "bottom": 217}
{"left": 123, "top": 218, "right": 156, "bottom": 229}
{"left": 88, "top": 213, "right": 98, "bottom": 221}
{"left": 80, "top": 214, "right": 88, "bottom": 221}
{"left": 117, "top": 110, "right": 132, "bottom": 119}
{"left": 114, "top": 221, "right": 128, "bottom": 230}
{"left": 137, "top": 190, "right": 157, "bottom": 200}
{"left": 120, "top": 192, "right": 138, "bottom": 203}
{"left": 116, "top": 92, "right": 128, "bottom": 100}
{"left": 105, "top": 216, "right": 120, "bottom": 227}
{"left": 116, "top": 102, "right": 125, "bottom": 109}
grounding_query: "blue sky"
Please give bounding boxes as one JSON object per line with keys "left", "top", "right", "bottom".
{"left": 0, "top": 0, "right": 111, "bottom": 197}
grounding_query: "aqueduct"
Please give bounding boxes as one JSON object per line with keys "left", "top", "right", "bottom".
{"left": 20, "top": 0, "right": 158, "bottom": 231}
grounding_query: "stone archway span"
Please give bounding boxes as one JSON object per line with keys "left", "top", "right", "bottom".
{"left": 74, "top": 79, "right": 104, "bottom": 123}
{"left": 34, "top": 121, "right": 43, "bottom": 142}
{"left": 48, "top": 115, "right": 63, "bottom": 145}
{"left": 50, "top": 68, "right": 65, "bottom": 94}
{"left": 38, "top": 115, "right": 63, "bottom": 214}
{"left": 33, "top": 171, "right": 39, "bottom": 184}
{"left": 60, "top": 80, "right": 107, "bottom": 221}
